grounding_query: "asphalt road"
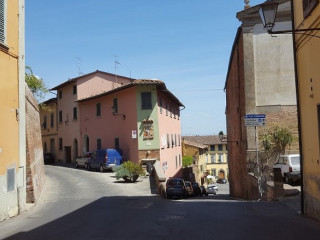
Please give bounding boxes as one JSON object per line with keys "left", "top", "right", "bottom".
{"left": 0, "top": 165, "right": 320, "bottom": 240}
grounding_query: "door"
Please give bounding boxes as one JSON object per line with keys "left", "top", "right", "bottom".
{"left": 65, "top": 146, "right": 72, "bottom": 163}
{"left": 218, "top": 170, "right": 225, "bottom": 179}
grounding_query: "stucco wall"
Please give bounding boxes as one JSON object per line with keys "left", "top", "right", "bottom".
{"left": 25, "top": 86, "right": 45, "bottom": 203}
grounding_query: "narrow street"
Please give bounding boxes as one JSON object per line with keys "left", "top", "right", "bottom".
{"left": 0, "top": 165, "right": 319, "bottom": 240}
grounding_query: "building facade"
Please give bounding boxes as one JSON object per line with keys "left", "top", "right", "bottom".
{"left": 225, "top": 0, "right": 299, "bottom": 199}
{"left": 78, "top": 79, "right": 184, "bottom": 179}
{"left": 293, "top": 0, "right": 320, "bottom": 221}
{"left": 50, "top": 70, "right": 133, "bottom": 163}
{"left": 0, "top": 0, "right": 26, "bottom": 221}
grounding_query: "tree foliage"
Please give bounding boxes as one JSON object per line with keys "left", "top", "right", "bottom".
{"left": 25, "top": 66, "right": 49, "bottom": 103}
{"left": 182, "top": 155, "right": 193, "bottom": 167}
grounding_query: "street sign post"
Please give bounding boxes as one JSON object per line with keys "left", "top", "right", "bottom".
{"left": 244, "top": 114, "right": 266, "bottom": 127}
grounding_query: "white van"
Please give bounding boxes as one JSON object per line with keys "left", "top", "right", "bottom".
{"left": 274, "top": 154, "right": 300, "bottom": 184}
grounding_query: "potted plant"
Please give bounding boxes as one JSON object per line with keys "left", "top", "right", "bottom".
{"left": 113, "top": 161, "right": 145, "bottom": 182}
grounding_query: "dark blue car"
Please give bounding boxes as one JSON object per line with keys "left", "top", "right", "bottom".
{"left": 166, "top": 178, "right": 188, "bottom": 199}
{"left": 87, "top": 149, "right": 123, "bottom": 172}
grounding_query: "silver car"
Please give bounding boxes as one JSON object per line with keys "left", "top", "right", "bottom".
{"left": 206, "top": 184, "right": 218, "bottom": 195}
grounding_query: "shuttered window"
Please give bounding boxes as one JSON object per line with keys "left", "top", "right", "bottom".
{"left": 303, "top": 0, "right": 319, "bottom": 18}
{"left": 0, "top": 0, "right": 6, "bottom": 44}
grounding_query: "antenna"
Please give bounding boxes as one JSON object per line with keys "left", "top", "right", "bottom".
{"left": 76, "top": 57, "right": 84, "bottom": 76}
{"left": 114, "top": 56, "right": 120, "bottom": 86}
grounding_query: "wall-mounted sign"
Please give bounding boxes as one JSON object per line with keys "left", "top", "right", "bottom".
{"left": 244, "top": 114, "right": 266, "bottom": 127}
{"left": 143, "top": 123, "right": 154, "bottom": 140}
{"left": 132, "top": 130, "right": 137, "bottom": 139}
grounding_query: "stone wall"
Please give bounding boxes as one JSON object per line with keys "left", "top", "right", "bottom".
{"left": 25, "top": 86, "right": 45, "bottom": 203}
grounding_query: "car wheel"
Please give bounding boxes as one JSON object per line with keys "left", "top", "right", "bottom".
{"left": 100, "top": 165, "right": 104, "bottom": 172}
{"left": 75, "top": 162, "right": 79, "bottom": 168}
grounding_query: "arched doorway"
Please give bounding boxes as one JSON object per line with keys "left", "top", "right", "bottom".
{"left": 43, "top": 142, "right": 47, "bottom": 153}
{"left": 84, "top": 135, "right": 89, "bottom": 153}
{"left": 73, "top": 139, "right": 78, "bottom": 160}
{"left": 218, "top": 169, "right": 225, "bottom": 179}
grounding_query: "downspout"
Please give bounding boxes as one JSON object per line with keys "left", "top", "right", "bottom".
{"left": 290, "top": 0, "right": 304, "bottom": 214}
{"left": 18, "top": 0, "right": 26, "bottom": 213}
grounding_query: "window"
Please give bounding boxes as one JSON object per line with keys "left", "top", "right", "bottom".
{"left": 171, "top": 134, "right": 174, "bottom": 147}
{"left": 73, "top": 107, "right": 77, "bottom": 120}
{"left": 167, "top": 134, "right": 170, "bottom": 148}
{"left": 179, "top": 154, "right": 181, "bottom": 166}
{"left": 59, "top": 111, "right": 62, "bottom": 123}
{"left": 174, "top": 134, "right": 177, "bottom": 147}
{"left": 218, "top": 144, "right": 223, "bottom": 151}
{"left": 218, "top": 154, "right": 223, "bottom": 163}
{"left": 59, "top": 138, "right": 63, "bottom": 150}
{"left": 96, "top": 103, "right": 101, "bottom": 117}
{"left": 51, "top": 113, "right": 54, "bottom": 128}
{"left": 141, "top": 92, "right": 152, "bottom": 109}
{"left": 176, "top": 156, "right": 178, "bottom": 169}
{"left": 159, "top": 98, "right": 162, "bottom": 114}
{"left": 210, "top": 145, "right": 215, "bottom": 151}
{"left": 115, "top": 138, "right": 119, "bottom": 149}
{"left": 113, "top": 98, "right": 118, "bottom": 113}
{"left": 303, "top": 0, "right": 319, "bottom": 18}
{"left": 211, "top": 154, "right": 215, "bottom": 163}
{"left": 73, "top": 85, "right": 77, "bottom": 95}
{"left": 97, "top": 138, "right": 101, "bottom": 150}
{"left": 212, "top": 169, "right": 216, "bottom": 177}
{"left": 43, "top": 116, "right": 47, "bottom": 129}
{"left": 0, "top": 0, "right": 6, "bottom": 44}
{"left": 59, "top": 90, "right": 62, "bottom": 99}
{"left": 178, "top": 134, "right": 181, "bottom": 146}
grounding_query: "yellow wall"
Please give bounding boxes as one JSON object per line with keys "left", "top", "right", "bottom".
{"left": 0, "top": 0, "right": 20, "bottom": 175}
{"left": 294, "top": 0, "right": 320, "bottom": 220}
{"left": 205, "top": 144, "right": 228, "bottom": 181}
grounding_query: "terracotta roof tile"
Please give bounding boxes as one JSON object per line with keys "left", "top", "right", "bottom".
{"left": 182, "top": 135, "right": 227, "bottom": 145}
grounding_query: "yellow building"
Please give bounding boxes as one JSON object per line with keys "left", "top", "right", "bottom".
{"left": 0, "top": 0, "right": 26, "bottom": 221}
{"left": 182, "top": 139, "right": 208, "bottom": 185}
{"left": 40, "top": 98, "right": 58, "bottom": 161}
{"left": 293, "top": 0, "right": 320, "bottom": 220}
{"left": 183, "top": 135, "right": 228, "bottom": 183}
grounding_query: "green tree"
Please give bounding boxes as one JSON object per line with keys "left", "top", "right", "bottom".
{"left": 182, "top": 155, "right": 193, "bottom": 167}
{"left": 25, "top": 66, "right": 49, "bottom": 103}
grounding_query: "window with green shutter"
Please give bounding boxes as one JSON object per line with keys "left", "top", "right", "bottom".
{"left": 0, "top": 0, "right": 6, "bottom": 44}
{"left": 303, "top": 0, "right": 319, "bottom": 18}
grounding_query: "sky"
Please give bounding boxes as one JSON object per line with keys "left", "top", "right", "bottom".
{"left": 26, "top": 0, "right": 263, "bottom": 136}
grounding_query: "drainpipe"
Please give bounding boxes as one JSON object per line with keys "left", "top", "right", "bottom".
{"left": 18, "top": 0, "right": 26, "bottom": 213}
{"left": 290, "top": 0, "right": 304, "bottom": 214}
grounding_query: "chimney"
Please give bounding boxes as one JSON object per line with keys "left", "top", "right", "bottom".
{"left": 244, "top": 0, "right": 250, "bottom": 9}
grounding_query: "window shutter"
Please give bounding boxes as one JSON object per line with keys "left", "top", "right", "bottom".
{"left": 303, "top": 0, "right": 319, "bottom": 18}
{"left": 0, "top": 0, "right": 5, "bottom": 43}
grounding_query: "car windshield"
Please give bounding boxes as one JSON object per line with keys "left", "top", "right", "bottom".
{"left": 167, "top": 179, "right": 183, "bottom": 186}
{"left": 291, "top": 156, "right": 300, "bottom": 165}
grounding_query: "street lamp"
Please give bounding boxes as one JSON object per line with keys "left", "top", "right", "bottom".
{"left": 219, "top": 131, "right": 238, "bottom": 144}
{"left": 258, "top": 1, "right": 278, "bottom": 33}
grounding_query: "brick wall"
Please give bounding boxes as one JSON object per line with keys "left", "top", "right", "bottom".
{"left": 25, "top": 86, "right": 45, "bottom": 203}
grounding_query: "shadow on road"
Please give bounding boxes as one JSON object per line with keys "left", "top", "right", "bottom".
{"left": 2, "top": 195, "right": 320, "bottom": 240}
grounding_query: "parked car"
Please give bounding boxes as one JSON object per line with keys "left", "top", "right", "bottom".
{"left": 274, "top": 154, "right": 300, "bottom": 184}
{"left": 166, "top": 178, "right": 188, "bottom": 199}
{"left": 200, "top": 185, "right": 208, "bottom": 196}
{"left": 216, "top": 178, "right": 227, "bottom": 184}
{"left": 43, "top": 153, "right": 54, "bottom": 164}
{"left": 75, "top": 152, "right": 92, "bottom": 168}
{"left": 87, "top": 148, "right": 123, "bottom": 172}
{"left": 191, "top": 182, "right": 202, "bottom": 196}
{"left": 206, "top": 184, "right": 218, "bottom": 195}
{"left": 185, "top": 181, "right": 194, "bottom": 196}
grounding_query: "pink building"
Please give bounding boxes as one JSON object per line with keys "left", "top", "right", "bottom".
{"left": 51, "top": 70, "right": 133, "bottom": 162}
{"left": 77, "top": 79, "right": 184, "bottom": 178}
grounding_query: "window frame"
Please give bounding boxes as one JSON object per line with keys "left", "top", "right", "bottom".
{"left": 113, "top": 98, "right": 118, "bottom": 113}
{"left": 73, "top": 107, "right": 77, "bottom": 120}
{"left": 59, "top": 111, "right": 62, "bottom": 123}
{"left": 73, "top": 85, "right": 77, "bottom": 95}
{"left": 303, "top": 0, "right": 319, "bottom": 18}
{"left": 96, "top": 103, "right": 101, "bottom": 117}
{"left": 141, "top": 92, "right": 152, "bottom": 109}
{"left": 50, "top": 113, "right": 54, "bottom": 128}
{"left": 59, "top": 138, "right": 63, "bottom": 150}
{"left": 0, "top": 0, "right": 7, "bottom": 45}
{"left": 97, "top": 138, "right": 102, "bottom": 150}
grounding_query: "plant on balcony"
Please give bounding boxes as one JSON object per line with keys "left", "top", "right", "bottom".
{"left": 113, "top": 161, "right": 145, "bottom": 182}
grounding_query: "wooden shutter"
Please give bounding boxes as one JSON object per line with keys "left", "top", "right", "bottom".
{"left": 303, "top": 0, "right": 319, "bottom": 18}
{"left": 0, "top": 0, "right": 5, "bottom": 43}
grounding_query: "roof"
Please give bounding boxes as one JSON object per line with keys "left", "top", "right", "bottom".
{"left": 51, "top": 70, "right": 135, "bottom": 90}
{"left": 41, "top": 98, "right": 57, "bottom": 105}
{"left": 77, "top": 79, "right": 185, "bottom": 107}
{"left": 183, "top": 140, "right": 208, "bottom": 149}
{"left": 182, "top": 135, "right": 226, "bottom": 145}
